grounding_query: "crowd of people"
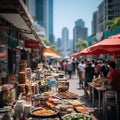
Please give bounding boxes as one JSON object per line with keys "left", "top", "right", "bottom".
{"left": 77, "top": 59, "right": 120, "bottom": 98}
{"left": 43, "top": 57, "right": 120, "bottom": 100}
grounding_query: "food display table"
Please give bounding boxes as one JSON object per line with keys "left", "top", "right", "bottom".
{"left": 28, "top": 90, "right": 96, "bottom": 120}
{"left": 0, "top": 65, "right": 98, "bottom": 120}
{"left": 88, "top": 82, "right": 107, "bottom": 114}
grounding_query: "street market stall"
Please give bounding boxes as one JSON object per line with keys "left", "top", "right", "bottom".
{"left": 0, "top": 61, "right": 97, "bottom": 119}
{"left": 43, "top": 47, "right": 61, "bottom": 57}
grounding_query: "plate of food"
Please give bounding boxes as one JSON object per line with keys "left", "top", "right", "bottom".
{"left": 74, "top": 106, "right": 94, "bottom": 114}
{"left": 31, "top": 107, "right": 59, "bottom": 118}
{"left": 69, "top": 100, "right": 83, "bottom": 106}
{"left": 56, "top": 91, "right": 78, "bottom": 99}
{"left": 62, "top": 113, "right": 93, "bottom": 120}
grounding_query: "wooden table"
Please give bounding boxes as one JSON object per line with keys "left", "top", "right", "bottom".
{"left": 88, "top": 82, "right": 107, "bottom": 114}
{"left": 95, "top": 86, "right": 106, "bottom": 113}
{"left": 88, "top": 82, "right": 96, "bottom": 106}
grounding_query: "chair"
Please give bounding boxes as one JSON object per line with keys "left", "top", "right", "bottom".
{"left": 104, "top": 90, "right": 118, "bottom": 120}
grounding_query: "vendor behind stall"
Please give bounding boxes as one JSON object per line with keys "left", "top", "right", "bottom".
{"left": 107, "top": 61, "right": 120, "bottom": 97}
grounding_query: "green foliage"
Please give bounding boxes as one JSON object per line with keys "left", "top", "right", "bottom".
{"left": 40, "top": 36, "right": 57, "bottom": 51}
{"left": 105, "top": 17, "right": 120, "bottom": 32}
{"left": 76, "top": 39, "right": 88, "bottom": 51}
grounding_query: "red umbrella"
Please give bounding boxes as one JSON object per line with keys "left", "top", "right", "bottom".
{"left": 77, "top": 48, "right": 89, "bottom": 56}
{"left": 76, "top": 47, "right": 109, "bottom": 56}
{"left": 89, "top": 34, "right": 120, "bottom": 54}
{"left": 71, "top": 34, "right": 120, "bottom": 57}
{"left": 70, "top": 52, "right": 79, "bottom": 57}
{"left": 109, "top": 34, "right": 120, "bottom": 39}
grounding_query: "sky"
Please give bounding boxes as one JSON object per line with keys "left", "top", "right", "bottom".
{"left": 53, "top": 0, "right": 102, "bottom": 39}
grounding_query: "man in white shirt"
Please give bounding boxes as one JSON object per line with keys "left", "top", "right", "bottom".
{"left": 78, "top": 61, "right": 83, "bottom": 88}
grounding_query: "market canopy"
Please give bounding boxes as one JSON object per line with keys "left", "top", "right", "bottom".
{"left": 71, "top": 48, "right": 89, "bottom": 57}
{"left": 43, "top": 48, "right": 61, "bottom": 57}
{"left": 71, "top": 47, "right": 109, "bottom": 57}
{"left": 0, "top": 0, "right": 44, "bottom": 47}
{"left": 89, "top": 33, "right": 120, "bottom": 54}
{"left": 72, "top": 33, "right": 120, "bottom": 57}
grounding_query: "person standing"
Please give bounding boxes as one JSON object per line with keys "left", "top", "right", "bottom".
{"left": 107, "top": 61, "right": 120, "bottom": 96}
{"left": 84, "top": 62, "right": 94, "bottom": 98}
{"left": 94, "top": 61, "right": 101, "bottom": 78}
{"left": 67, "top": 60, "right": 73, "bottom": 79}
{"left": 80, "top": 59, "right": 87, "bottom": 88}
{"left": 78, "top": 61, "right": 83, "bottom": 88}
{"left": 101, "top": 60, "right": 109, "bottom": 78}
{"left": 63, "top": 60, "right": 68, "bottom": 76}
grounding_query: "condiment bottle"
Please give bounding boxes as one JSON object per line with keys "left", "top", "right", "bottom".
{"left": 14, "top": 94, "right": 24, "bottom": 119}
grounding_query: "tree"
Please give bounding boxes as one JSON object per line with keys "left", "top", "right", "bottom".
{"left": 76, "top": 39, "right": 88, "bottom": 51}
{"left": 105, "top": 17, "right": 120, "bottom": 32}
{"left": 40, "top": 36, "right": 56, "bottom": 51}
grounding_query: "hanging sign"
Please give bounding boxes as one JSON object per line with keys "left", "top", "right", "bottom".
{"left": 25, "top": 40, "right": 39, "bottom": 49}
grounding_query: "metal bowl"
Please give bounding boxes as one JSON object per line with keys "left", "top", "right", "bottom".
{"left": 34, "top": 94, "right": 49, "bottom": 101}
{"left": 58, "top": 85, "right": 68, "bottom": 92}
{"left": 30, "top": 107, "right": 59, "bottom": 118}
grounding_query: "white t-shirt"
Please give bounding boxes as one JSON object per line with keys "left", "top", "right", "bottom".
{"left": 78, "top": 63, "right": 82, "bottom": 71}
{"left": 81, "top": 64, "right": 86, "bottom": 72}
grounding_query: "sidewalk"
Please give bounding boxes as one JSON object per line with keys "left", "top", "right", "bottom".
{"left": 68, "top": 73, "right": 103, "bottom": 120}
{"left": 68, "top": 73, "right": 120, "bottom": 120}
{"left": 68, "top": 75, "right": 84, "bottom": 97}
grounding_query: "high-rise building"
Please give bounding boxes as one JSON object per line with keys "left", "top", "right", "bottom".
{"left": 28, "top": 0, "right": 54, "bottom": 43}
{"left": 92, "top": 11, "right": 98, "bottom": 34}
{"left": 97, "top": 1, "right": 105, "bottom": 32}
{"left": 56, "top": 38, "right": 62, "bottom": 48}
{"left": 56, "top": 38, "right": 63, "bottom": 54}
{"left": 62, "top": 27, "right": 69, "bottom": 55}
{"left": 75, "top": 19, "right": 85, "bottom": 28}
{"left": 48, "top": 0, "right": 54, "bottom": 44}
{"left": 97, "top": 0, "right": 120, "bottom": 32}
{"left": 73, "top": 19, "right": 88, "bottom": 52}
{"left": 26, "top": 0, "right": 36, "bottom": 20}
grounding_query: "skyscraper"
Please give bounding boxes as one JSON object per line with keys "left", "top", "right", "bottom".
{"left": 97, "top": 0, "right": 120, "bottom": 32}
{"left": 75, "top": 19, "right": 85, "bottom": 28}
{"left": 28, "top": 0, "right": 54, "bottom": 43}
{"left": 56, "top": 38, "right": 62, "bottom": 48}
{"left": 62, "top": 27, "right": 69, "bottom": 55}
{"left": 73, "top": 19, "right": 88, "bottom": 52}
{"left": 48, "top": 0, "right": 54, "bottom": 44}
{"left": 92, "top": 11, "right": 98, "bottom": 34}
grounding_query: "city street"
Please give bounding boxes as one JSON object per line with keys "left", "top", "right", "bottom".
{"left": 68, "top": 73, "right": 103, "bottom": 120}
{"left": 0, "top": 1, "right": 120, "bottom": 120}
{"left": 68, "top": 72, "right": 120, "bottom": 120}
{"left": 69, "top": 74, "right": 84, "bottom": 97}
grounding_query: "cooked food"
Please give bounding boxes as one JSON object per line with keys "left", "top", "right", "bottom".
{"left": 75, "top": 106, "right": 94, "bottom": 114}
{"left": 62, "top": 113, "right": 93, "bottom": 120}
{"left": 57, "top": 91, "right": 78, "bottom": 99}
{"left": 32, "top": 108, "right": 55, "bottom": 115}
{"left": 93, "top": 78, "right": 104, "bottom": 86}
{"left": 45, "top": 101, "right": 56, "bottom": 108}
{"left": 69, "top": 100, "right": 83, "bottom": 106}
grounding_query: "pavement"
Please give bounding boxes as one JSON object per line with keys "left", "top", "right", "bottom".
{"left": 68, "top": 74, "right": 84, "bottom": 97}
{"left": 67, "top": 72, "right": 120, "bottom": 120}
{"left": 67, "top": 73, "right": 104, "bottom": 120}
